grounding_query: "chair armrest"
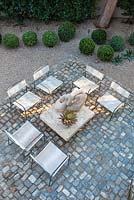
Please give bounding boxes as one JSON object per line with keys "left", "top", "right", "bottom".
{"left": 51, "top": 155, "right": 70, "bottom": 177}
{"left": 113, "top": 102, "right": 124, "bottom": 113}
{"left": 39, "top": 82, "right": 51, "bottom": 94}
{"left": 5, "top": 130, "right": 25, "bottom": 150}
{"left": 15, "top": 101, "right": 27, "bottom": 112}
{"left": 25, "top": 133, "right": 43, "bottom": 151}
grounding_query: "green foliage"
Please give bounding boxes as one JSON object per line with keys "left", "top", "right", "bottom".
{"left": 129, "top": 33, "right": 134, "bottom": 45}
{"left": 118, "top": 0, "right": 134, "bottom": 23}
{"left": 0, "top": 0, "right": 96, "bottom": 23}
{"left": 3, "top": 34, "right": 19, "bottom": 48}
{"left": 42, "top": 31, "right": 58, "bottom": 47}
{"left": 79, "top": 37, "right": 95, "bottom": 55}
{"left": 97, "top": 45, "right": 114, "bottom": 61}
{"left": 112, "top": 55, "right": 123, "bottom": 65}
{"left": 110, "top": 35, "right": 125, "bottom": 52}
{"left": 122, "top": 49, "right": 134, "bottom": 61}
{"left": 58, "top": 22, "right": 76, "bottom": 42}
{"left": 112, "top": 49, "right": 134, "bottom": 65}
{"left": 60, "top": 110, "right": 77, "bottom": 127}
{"left": 22, "top": 31, "right": 38, "bottom": 46}
{"left": 91, "top": 29, "right": 106, "bottom": 45}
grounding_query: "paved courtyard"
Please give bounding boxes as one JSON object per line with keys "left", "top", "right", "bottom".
{"left": 0, "top": 58, "right": 134, "bottom": 200}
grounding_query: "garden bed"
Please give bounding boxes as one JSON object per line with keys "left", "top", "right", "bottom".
{"left": 0, "top": 18, "right": 134, "bottom": 104}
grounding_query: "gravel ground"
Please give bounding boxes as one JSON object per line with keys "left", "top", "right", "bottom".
{"left": 0, "top": 19, "right": 134, "bottom": 104}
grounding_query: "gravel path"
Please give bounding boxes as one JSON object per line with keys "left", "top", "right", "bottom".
{"left": 0, "top": 19, "right": 134, "bottom": 104}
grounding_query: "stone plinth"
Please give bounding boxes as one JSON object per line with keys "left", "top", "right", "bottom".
{"left": 40, "top": 105, "right": 95, "bottom": 141}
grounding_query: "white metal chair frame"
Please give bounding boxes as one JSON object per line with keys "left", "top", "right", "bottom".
{"left": 96, "top": 81, "right": 130, "bottom": 120}
{"left": 5, "top": 121, "right": 45, "bottom": 157}
{"left": 30, "top": 141, "right": 70, "bottom": 185}
{"left": 33, "top": 65, "right": 51, "bottom": 94}
{"left": 73, "top": 65, "right": 104, "bottom": 100}
{"left": 7, "top": 80, "right": 42, "bottom": 120}
{"left": 33, "top": 65, "right": 63, "bottom": 95}
{"left": 85, "top": 65, "right": 104, "bottom": 94}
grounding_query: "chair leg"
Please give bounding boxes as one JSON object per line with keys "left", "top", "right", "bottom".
{"left": 94, "top": 101, "right": 99, "bottom": 109}
{"left": 71, "top": 82, "right": 74, "bottom": 90}
{"left": 67, "top": 156, "right": 70, "bottom": 166}
{"left": 49, "top": 175, "right": 52, "bottom": 186}
{"left": 31, "top": 158, "right": 34, "bottom": 169}
{"left": 41, "top": 135, "right": 45, "bottom": 143}
{"left": 109, "top": 112, "right": 114, "bottom": 121}
{"left": 23, "top": 150, "right": 28, "bottom": 160}
{"left": 8, "top": 138, "right": 12, "bottom": 145}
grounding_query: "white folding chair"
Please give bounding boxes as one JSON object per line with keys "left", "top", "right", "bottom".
{"left": 7, "top": 80, "right": 41, "bottom": 119}
{"left": 30, "top": 141, "right": 70, "bottom": 185}
{"left": 73, "top": 65, "right": 104, "bottom": 95}
{"left": 97, "top": 81, "right": 130, "bottom": 120}
{"left": 5, "top": 121, "right": 44, "bottom": 156}
{"left": 33, "top": 65, "right": 63, "bottom": 95}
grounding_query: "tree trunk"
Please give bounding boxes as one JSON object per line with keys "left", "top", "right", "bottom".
{"left": 96, "top": 0, "right": 118, "bottom": 28}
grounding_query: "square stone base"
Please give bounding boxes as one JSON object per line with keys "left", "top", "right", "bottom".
{"left": 40, "top": 105, "right": 95, "bottom": 141}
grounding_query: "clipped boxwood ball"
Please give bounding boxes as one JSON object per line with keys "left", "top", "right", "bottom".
{"left": 42, "top": 31, "right": 58, "bottom": 47}
{"left": 91, "top": 29, "right": 106, "bottom": 45}
{"left": 22, "top": 31, "right": 38, "bottom": 46}
{"left": 58, "top": 21, "right": 76, "bottom": 42}
{"left": 3, "top": 34, "right": 19, "bottom": 48}
{"left": 110, "top": 35, "right": 125, "bottom": 52}
{"left": 129, "top": 33, "right": 134, "bottom": 45}
{"left": 79, "top": 37, "right": 95, "bottom": 55}
{"left": 97, "top": 45, "right": 114, "bottom": 61}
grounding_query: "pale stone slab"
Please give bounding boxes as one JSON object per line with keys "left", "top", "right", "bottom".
{"left": 40, "top": 105, "right": 95, "bottom": 141}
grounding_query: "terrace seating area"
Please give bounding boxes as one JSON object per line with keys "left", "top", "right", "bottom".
{"left": 0, "top": 58, "right": 134, "bottom": 199}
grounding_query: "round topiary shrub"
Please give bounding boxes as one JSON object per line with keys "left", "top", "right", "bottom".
{"left": 91, "top": 29, "right": 106, "bottom": 45}
{"left": 3, "top": 34, "right": 19, "bottom": 48}
{"left": 42, "top": 31, "right": 58, "bottom": 47}
{"left": 79, "top": 37, "right": 95, "bottom": 55}
{"left": 22, "top": 31, "right": 38, "bottom": 46}
{"left": 129, "top": 33, "right": 134, "bottom": 45}
{"left": 110, "top": 35, "right": 125, "bottom": 52}
{"left": 97, "top": 45, "right": 114, "bottom": 61}
{"left": 58, "top": 21, "right": 76, "bottom": 42}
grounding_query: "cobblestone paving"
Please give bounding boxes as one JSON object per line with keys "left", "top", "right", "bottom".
{"left": 0, "top": 58, "right": 134, "bottom": 200}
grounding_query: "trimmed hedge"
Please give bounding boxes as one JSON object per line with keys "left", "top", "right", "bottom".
{"left": 97, "top": 45, "right": 114, "bottom": 61}
{"left": 79, "top": 37, "right": 95, "bottom": 55}
{"left": 110, "top": 35, "right": 125, "bottom": 52}
{"left": 0, "top": 1, "right": 96, "bottom": 23}
{"left": 58, "top": 21, "right": 76, "bottom": 42}
{"left": 118, "top": 0, "right": 134, "bottom": 21}
{"left": 91, "top": 29, "right": 106, "bottom": 45}
{"left": 3, "top": 34, "right": 19, "bottom": 48}
{"left": 42, "top": 31, "right": 58, "bottom": 47}
{"left": 22, "top": 31, "right": 38, "bottom": 46}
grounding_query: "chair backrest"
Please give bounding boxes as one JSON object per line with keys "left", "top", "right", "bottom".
{"left": 5, "top": 130, "right": 25, "bottom": 150}
{"left": 33, "top": 65, "right": 49, "bottom": 81}
{"left": 7, "top": 80, "right": 27, "bottom": 98}
{"left": 86, "top": 65, "right": 104, "bottom": 80}
{"left": 110, "top": 81, "right": 130, "bottom": 98}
